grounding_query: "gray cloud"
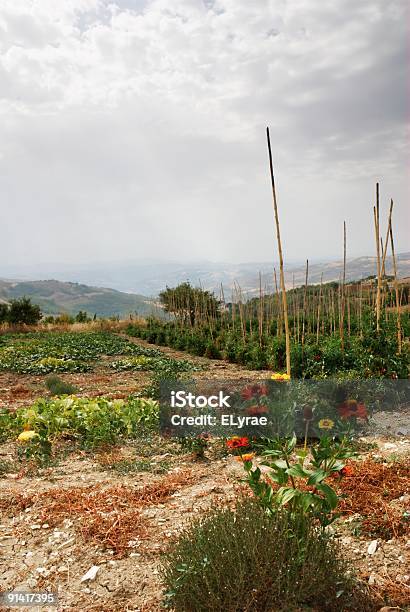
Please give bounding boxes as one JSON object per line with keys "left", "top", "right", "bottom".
{"left": 0, "top": 0, "right": 408, "bottom": 271}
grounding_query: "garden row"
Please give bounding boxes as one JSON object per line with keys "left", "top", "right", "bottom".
{"left": 126, "top": 313, "right": 409, "bottom": 378}
{"left": 0, "top": 331, "right": 199, "bottom": 375}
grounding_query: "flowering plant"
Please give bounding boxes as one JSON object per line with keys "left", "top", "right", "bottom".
{"left": 242, "top": 434, "right": 356, "bottom": 527}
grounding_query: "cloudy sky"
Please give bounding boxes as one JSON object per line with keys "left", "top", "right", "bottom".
{"left": 0, "top": 0, "right": 408, "bottom": 270}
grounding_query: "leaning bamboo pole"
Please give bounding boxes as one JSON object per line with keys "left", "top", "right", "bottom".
{"left": 266, "top": 127, "right": 291, "bottom": 376}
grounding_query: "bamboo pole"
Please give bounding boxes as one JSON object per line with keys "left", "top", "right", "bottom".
{"left": 374, "top": 183, "right": 382, "bottom": 332}
{"left": 339, "top": 222, "right": 346, "bottom": 351}
{"left": 266, "top": 127, "right": 291, "bottom": 376}
{"left": 389, "top": 222, "right": 402, "bottom": 354}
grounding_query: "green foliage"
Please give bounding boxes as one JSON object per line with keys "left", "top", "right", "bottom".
{"left": 110, "top": 355, "right": 199, "bottom": 374}
{"left": 162, "top": 499, "right": 369, "bottom": 612}
{"left": 177, "top": 435, "right": 209, "bottom": 459}
{"left": 7, "top": 297, "right": 42, "bottom": 325}
{"left": 159, "top": 282, "right": 220, "bottom": 326}
{"left": 75, "top": 310, "right": 90, "bottom": 322}
{"left": 127, "top": 312, "right": 409, "bottom": 379}
{"left": 0, "top": 303, "right": 9, "bottom": 323}
{"left": 45, "top": 375, "right": 78, "bottom": 396}
{"left": 0, "top": 330, "right": 180, "bottom": 374}
{"left": 6, "top": 396, "right": 159, "bottom": 450}
{"left": 244, "top": 434, "right": 356, "bottom": 527}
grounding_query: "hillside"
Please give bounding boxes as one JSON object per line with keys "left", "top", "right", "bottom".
{"left": 0, "top": 279, "right": 159, "bottom": 318}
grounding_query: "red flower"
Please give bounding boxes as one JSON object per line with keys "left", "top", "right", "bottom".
{"left": 339, "top": 465, "right": 354, "bottom": 477}
{"left": 338, "top": 400, "right": 368, "bottom": 420}
{"left": 241, "top": 385, "right": 268, "bottom": 400}
{"left": 226, "top": 436, "right": 249, "bottom": 449}
{"left": 246, "top": 405, "right": 269, "bottom": 416}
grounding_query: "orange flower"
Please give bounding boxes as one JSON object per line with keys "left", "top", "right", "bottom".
{"left": 236, "top": 453, "right": 255, "bottom": 463}
{"left": 246, "top": 405, "right": 269, "bottom": 416}
{"left": 338, "top": 400, "right": 368, "bottom": 420}
{"left": 241, "top": 385, "right": 268, "bottom": 400}
{"left": 226, "top": 436, "right": 249, "bottom": 449}
{"left": 339, "top": 465, "right": 354, "bottom": 477}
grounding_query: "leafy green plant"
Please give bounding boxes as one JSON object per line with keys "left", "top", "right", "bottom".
{"left": 9, "top": 396, "right": 159, "bottom": 450}
{"left": 243, "top": 434, "right": 356, "bottom": 527}
{"left": 177, "top": 435, "right": 209, "bottom": 459}
{"left": 162, "top": 498, "right": 370, "bottom": 612}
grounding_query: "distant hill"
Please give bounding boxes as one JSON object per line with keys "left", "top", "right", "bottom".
{"left": 0, "top": 279, "right": 160, "bottom": 318}
{"left": 1, "top": 253, "right": 409, "bottom": 297}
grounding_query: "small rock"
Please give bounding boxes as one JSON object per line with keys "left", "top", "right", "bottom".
{"left": 80, "top": 565, "right": 100, "bottom": 582}
{"left": 368, "top": 574, "right": 376, "bottom": 585}
{"left": 367, "top": 540, "right": 378, "bottom": 555}
{"left": 27, "top": 578, "right": 37, "bottom": 588}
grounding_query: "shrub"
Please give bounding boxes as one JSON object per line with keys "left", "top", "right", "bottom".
{"left": 45, "top": 375, "right": 78, "bottom": 396}
{"left": 7, "top": 297, "right": 42, "bottom": 325}
{"left": 162, "top": 499, "right": 370, "bottom": 612}
{"left": 0, "top": 303, "right": 9, "bottom": 323}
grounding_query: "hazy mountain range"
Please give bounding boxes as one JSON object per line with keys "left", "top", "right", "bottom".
{"left": 0, "top": 253, "right": 409, "bottom": 317}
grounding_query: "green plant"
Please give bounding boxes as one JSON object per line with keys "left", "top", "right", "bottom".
{"left": 243, "top": 434, "right": 356, "bottom": 527}
{"left": 177, "top": 435, "right": 209, "bottom": 459}
{"left": 162, "top": 498, "right": 370, "bottom": 612}
{"left": 7, "top": 297, "right": 42, "bottom": 325}
{"left": 45, "top": 375, "right": 78, "bottom": 396}
{"left": 9, "top": 396, "right": 159, "bottom": 450}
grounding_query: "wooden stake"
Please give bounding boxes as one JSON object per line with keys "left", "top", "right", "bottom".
{"left": 266, "top": 127, "right": 291, "bottom": 376}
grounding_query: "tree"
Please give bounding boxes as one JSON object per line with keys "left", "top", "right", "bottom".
{"left": 75, "top": 310, "right": 90, "bottom": 323}
{"left": 159, "top": 282, "right": 220, "bottom": 326}
{"left": 0, "top": 303, "right": 9, "bottom": 323}
{"left": 7, "top": 297, "right": 42, "bottom": 325}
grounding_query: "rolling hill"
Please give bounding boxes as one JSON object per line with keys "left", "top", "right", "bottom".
{"left": 0, "top": 279, "right": 159, "bottom": 318}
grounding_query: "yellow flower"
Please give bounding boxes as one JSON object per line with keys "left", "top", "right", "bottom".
{"left": 236, "top": 453, "right": 255, "bottom": 463}
{"left": 271, "top": 372, "right": 291, "bottom": 381}
{"left": 17, "top": 430, "right": 39, "bottom": 442}
{"left": 318, "top": 419, "right": 334, "bottom": 430}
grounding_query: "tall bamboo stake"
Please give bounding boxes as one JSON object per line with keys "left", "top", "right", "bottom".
{"left": 266, "top": 127, "right": 291, "bottom": 375}
{"left": 374, "top": 183, "right": 382, "bottom": 332}
{"left": 389, "top": 222, "right": 402, "bottom": 354}
{"left": 301, "top": 259, "right": 309, "bottom": 347}
{"left": 339, "top": 222, "right": 346, "bottom": 351}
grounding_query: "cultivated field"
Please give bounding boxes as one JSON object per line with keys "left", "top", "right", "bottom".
{"left": 0, "top": 327, "right": 409, "bottom": 611}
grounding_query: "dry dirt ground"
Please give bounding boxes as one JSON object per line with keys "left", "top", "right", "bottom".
{"left": 0, "top": 337, "right": 409, "bottom": 611}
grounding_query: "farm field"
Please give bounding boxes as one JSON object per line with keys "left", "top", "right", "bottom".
{"left": 0, "top": 328, "right": 409, "bottom": 611}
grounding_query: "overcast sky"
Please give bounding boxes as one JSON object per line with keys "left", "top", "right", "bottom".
{"left": 0, "top": 0, "right": 408, "bottom": 269}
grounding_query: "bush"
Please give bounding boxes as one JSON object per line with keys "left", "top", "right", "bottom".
{"left": 7, "top": 297, "right": 42, "bottom": 325}
{"left": 45, "top": 375, "right": 78, "bottom": 396}
{"left": 0, "top": 303, "right": 9, "bottom": 323}
{"left": 162, "top": 499, "right": 370, "bottom": 612}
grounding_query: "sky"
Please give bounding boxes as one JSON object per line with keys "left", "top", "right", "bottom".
{"left": 0, "top": 0, "right": 408, "bottom": 270}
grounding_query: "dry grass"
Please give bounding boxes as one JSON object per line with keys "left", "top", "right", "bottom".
{"left": 0, "top": 318, "right": 146, "bottom": 335}
{"left": 338, "top": 457, "right": 410, "bottom": 539}
{"left": 0, "top": 470, "right": 196, "bottom": 558}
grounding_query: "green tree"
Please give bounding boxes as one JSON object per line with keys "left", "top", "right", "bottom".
{"left": 0, "top": 303, "right": 9, "bottom": 323}
{"left": 159, "top": 282, "right": 220, "bottom": 326}
{"left": 75, "top": 310, "right": 89, "bottom": 323}
{"left": 7, "top": 297, "right": 42, "bottom": 325}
